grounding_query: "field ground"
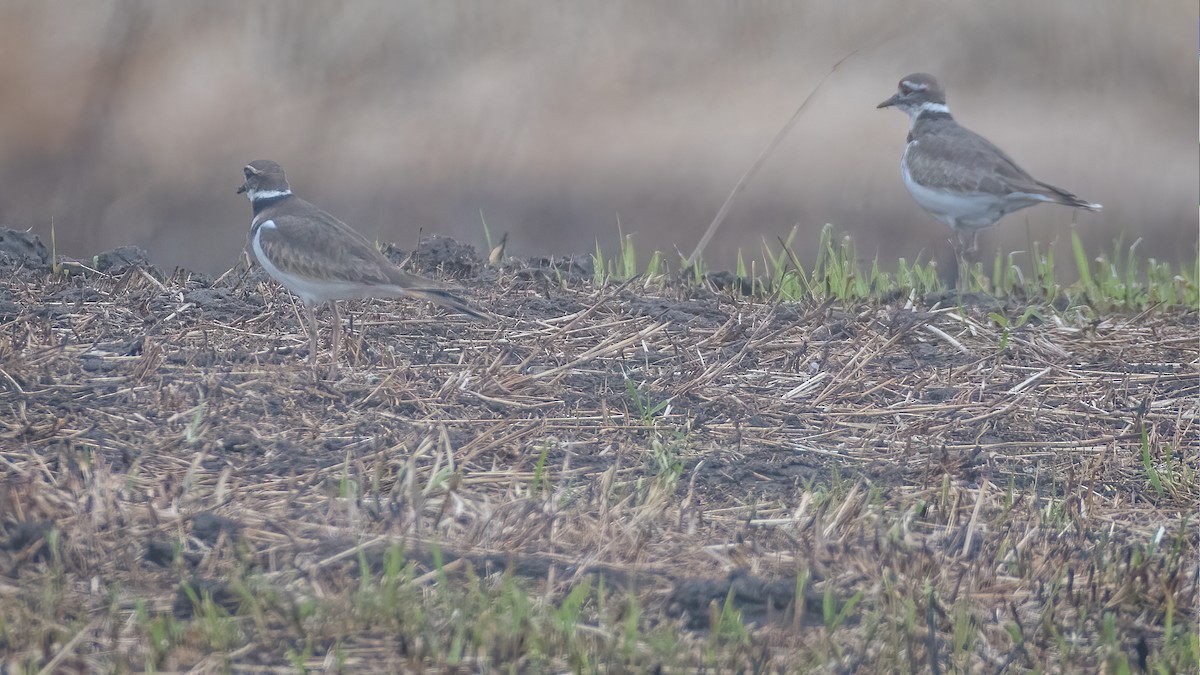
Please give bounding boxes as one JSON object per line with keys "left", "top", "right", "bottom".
{"left": 0, "top": 232, "right": 1197, "bottom": 672}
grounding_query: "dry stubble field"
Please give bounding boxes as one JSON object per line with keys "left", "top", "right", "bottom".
{"left": 0, "top": 232, "right": 1196, "bottom": 672}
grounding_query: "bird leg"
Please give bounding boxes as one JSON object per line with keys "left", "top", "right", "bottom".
{"left": 299, "top": 301, "right": 341, "bottom": 380}
{"left": 301, "top": 302, "right": 321, "bottom": 368}
{"left": 952, "top": 229, "right": 970, "bottom": 293}
{"left": 326, "top": 302, "right": 342, "bottom": 380}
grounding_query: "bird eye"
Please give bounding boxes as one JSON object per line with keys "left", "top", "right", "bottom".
{"left": 243, "top": 167, "right": 254, "bottom": 179}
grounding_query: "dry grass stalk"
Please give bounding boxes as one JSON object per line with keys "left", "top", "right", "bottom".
{"left": 0, "top": 249, "right": 1195, "bottom": 671}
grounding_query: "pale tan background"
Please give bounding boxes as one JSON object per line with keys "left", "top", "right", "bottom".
{"left": 0, "top": 1, "right": 1196, "bottom": 274}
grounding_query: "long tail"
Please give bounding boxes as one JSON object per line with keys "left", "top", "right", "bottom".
{"left": 1037, "top": 181, "right": 1102, "bottom": 212}
{"left": 406, "top": 287, "right": 492, "bottom": 322}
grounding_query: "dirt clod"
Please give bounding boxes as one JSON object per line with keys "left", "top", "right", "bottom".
{"left": 94, "top": 245, "right": 152, "bottom": 273}
{"left": 0, "top": 228, "right": 50, "bottom": 271}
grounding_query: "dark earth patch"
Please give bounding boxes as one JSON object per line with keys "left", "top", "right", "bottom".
{"left": 0, "top": 233, "right": 1195, "bottom": 671}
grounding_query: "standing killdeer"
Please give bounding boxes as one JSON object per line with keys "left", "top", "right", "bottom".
{"left": 238, "top": 160, "right": 488, "bottom": 377}
{"left": 877, "top": 73, "right": 1101, "bottom": 288}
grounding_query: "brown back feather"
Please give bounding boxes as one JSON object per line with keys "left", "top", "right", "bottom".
{"left": 255, "top": 199, "right": 402, "bottom": 286}
{"left": 909, "top": 118, "right": 1063, "bottom": 200}
{"left": 253, "top": 196, "right": 490, "bottom": 319}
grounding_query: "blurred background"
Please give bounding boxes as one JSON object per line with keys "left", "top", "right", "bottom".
{"left": 0, "top": 1, "right": 1195, "bottom": 274}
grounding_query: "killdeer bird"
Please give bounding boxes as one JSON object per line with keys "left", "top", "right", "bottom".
{"left": 238, "top": 160, "right": 488, "bottom": 377}
{"left": 878, "top": 73, "right": 1101, "bottom": 288}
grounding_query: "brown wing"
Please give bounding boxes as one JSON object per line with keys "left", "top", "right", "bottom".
{"left": 908, "top": 125, "right": 1053, "bottom": 198}
{"left": 255, "top": 200, "right": 403, "bottom": 286}
{"left": 253, "top": 199, "right": 487, "bottom": 304}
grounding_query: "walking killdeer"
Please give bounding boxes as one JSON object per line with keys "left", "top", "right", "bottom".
{"left": 877, "top": 73, "right": 1101, "bottom": 287}
{"left": 238, "top": 160, "right": 488, "bottom": 377}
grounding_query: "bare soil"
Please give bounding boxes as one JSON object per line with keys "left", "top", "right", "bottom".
{"left": 1, "top": 230, "right": 1196, "bottom": 672}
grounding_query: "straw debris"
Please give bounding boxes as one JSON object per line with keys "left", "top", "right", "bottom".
{"left": 0, "top": 238, "right": 1196, "bottom": 671}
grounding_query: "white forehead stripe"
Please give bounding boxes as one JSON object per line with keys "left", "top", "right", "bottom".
{"left": 902, "top": 80, "right": 929, "bottom": 91}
